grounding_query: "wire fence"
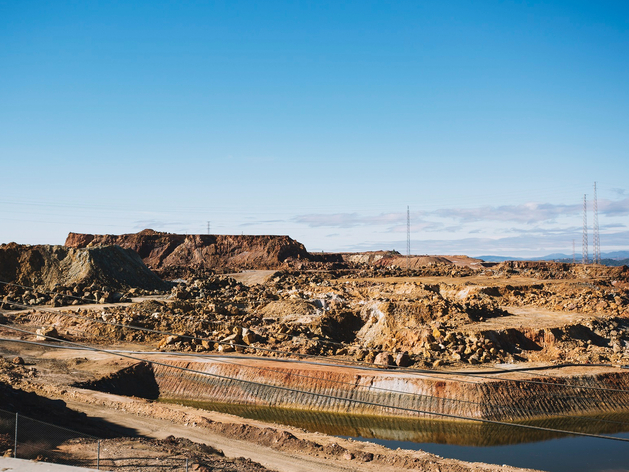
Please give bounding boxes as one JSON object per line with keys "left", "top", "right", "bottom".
{"left": 0, "top": 408, "right": 191, "bottom": 471}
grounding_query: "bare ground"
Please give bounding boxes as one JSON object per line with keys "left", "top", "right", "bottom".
{"left": 2, "top": 261, "right": 629, "bottom": 471}
{"left": 0, "top": 337, "right": 542, "bottom": 472}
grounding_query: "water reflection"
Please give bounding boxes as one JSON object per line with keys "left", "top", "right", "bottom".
{"left": 161, "top": 399, "right": 629, "bottom": 447}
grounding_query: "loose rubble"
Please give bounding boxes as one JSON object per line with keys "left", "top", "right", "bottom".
{"left": 2, "top": 233, "right": 629, "bottom": 472}
{"left": 8, "top": 261, "right": 628, "bottom": 369}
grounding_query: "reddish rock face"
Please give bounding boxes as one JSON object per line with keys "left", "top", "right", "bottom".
{"left": 65, "top": 230, "right": 312, "bottom": 273}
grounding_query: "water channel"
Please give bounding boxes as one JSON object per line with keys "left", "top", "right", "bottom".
{"left": 163, "top": 400, "right": 629, "bottom": 472}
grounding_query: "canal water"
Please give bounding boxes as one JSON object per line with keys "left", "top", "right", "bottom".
{"left": 163, "top": 400, "right": 629, "bottom": 471}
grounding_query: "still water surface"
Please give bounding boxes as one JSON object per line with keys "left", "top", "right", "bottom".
{"left": 164, "top": 400, "right": 629, "bottom": 472}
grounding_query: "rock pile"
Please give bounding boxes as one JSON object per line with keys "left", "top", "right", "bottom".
{"left": 497, "top": 282, "right": 629, "bottom": 316}
{"left": 0, "top": 355, "right": 36, "bottom": 385}
{"left": 0, "top": 282, "right": 148, "bottom": 308}
{"left": 6, "top": 260, "right": 629, "bottom": 369}
{"left": 0, "top": 243, "right": 169, "bottom": 297}
{"left": 491, "top": 260, "right": 629, "bottom": 281}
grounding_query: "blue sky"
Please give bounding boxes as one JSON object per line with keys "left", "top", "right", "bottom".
{"left": 1, "top": 1, "right": 628, "bottom": 257}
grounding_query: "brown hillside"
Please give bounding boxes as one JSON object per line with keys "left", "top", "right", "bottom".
{"left": 65, "top": 229, "right": 312, "bottom": 274}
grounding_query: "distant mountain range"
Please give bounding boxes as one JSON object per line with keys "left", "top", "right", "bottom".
{"left": 476, "top": 251, "right": 629, "bottom": 266}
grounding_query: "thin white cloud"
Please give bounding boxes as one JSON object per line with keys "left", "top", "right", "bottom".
{"left": 132, "top": 220, "right": 185, "bottom": 230}
{"left": 387, "top": 221, "right": 446, "bottom": 233}
{"left": 345, "top": 231, "right": 629, "bottom": 257}
{"left": 610, "top": 188, "right": 627, "bottom": 197}
{"left": 599, "top": 197, "right": 629, "bottom": 216}
{"left": 290, "top": 196, "right": 629, "bottom": 257}
{"left": 239, "top": 219, "right": 285, "bottom": 227}
{"left": 294, "top": 197, "right": 629, "bottom": 230}
{"left": 293, "top": 212, "right": 450, "bottom": 235}
{"left": 500, "top": 226, "right": 581, "bottom": 236}
{"left": 601, "top": 223, "right": 627, "bottom": 229}
{"left": 294, "top": 211, "right": 411, "bottom": 228}
{"left": 432, "top": 202, "right": 580, "bottom": 223}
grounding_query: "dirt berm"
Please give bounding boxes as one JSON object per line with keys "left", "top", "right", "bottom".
{"left": 0, "top": 243, "right": 168, "bottom": 292}
{"left": 65, "top": 230, "right": 487, "bottom": 277}
{"left": 66, "top": 229, "right": 313, "bottom": 275}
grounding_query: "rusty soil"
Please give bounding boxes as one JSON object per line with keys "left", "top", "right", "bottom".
{"left": 1, "top": 256, "right": 629, "bottom": 471}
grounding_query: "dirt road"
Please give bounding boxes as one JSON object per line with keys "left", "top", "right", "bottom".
{"left": 58, "top": 388, "right": 536, "bottom": 472}
{"left": 65, "top": 397, "right": 356, "bottom": 472}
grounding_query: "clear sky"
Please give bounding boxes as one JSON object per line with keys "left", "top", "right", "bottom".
{"left": 1, "top": 1, "right": 628, "bottom": 257}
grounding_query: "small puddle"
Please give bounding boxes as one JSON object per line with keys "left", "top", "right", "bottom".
{"left": 161, "top": 399, "right": 629, "bottom": 472}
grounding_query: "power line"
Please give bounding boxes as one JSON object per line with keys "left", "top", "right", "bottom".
{"left": 0, "top": 183, "right": 591, "bottom": 216}
{"left": 3, "top": 335, "right": 628, "bottom": 429}
{"left": 2, "top": 300, "right": 629, "bottom": 434}
{"left": 2, "top": 324, "right": 629, "bottom": 443}
{"left": 6, "top": 296, "right": 629, "bottom": 426}
{"left": 2, "top": 280, "right": 629, "bottom": 396}
{"left": 0, "top": 337, "right": 482, "bottom": 409}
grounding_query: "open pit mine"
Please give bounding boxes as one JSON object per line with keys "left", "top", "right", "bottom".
{"left": 1, "top": 230, "right": 629, "bottom": 472}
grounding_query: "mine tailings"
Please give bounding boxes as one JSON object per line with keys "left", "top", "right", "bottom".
{"left": 77, "top": 356, "right": 629, "bottom": 423}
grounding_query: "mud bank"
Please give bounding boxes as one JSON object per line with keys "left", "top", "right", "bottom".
{"left": 79, "top": 356, "right": 629, "bottom": 422}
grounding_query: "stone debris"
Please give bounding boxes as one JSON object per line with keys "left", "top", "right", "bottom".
{"left": 0, "top": 243, "right": 170, "bottom": 309}
{"left": 35, "top": 326, "right": 58, "bottom": 341}
{"left": 2, "top": 232, "right": 629, "bottom": 369}
{"left": 5, "top": 260, "right": 627, "bottom": 369}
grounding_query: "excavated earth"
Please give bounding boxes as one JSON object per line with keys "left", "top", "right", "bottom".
{"left": 65, "top": 229, "right": 314, "bottom": 276}
{"left": 0, "top": 242, "right": 169, "bottom": 311}
{"left": 0, "top": 344, "right": 532, "bottom": 472}
{"left": 64, "top": 229, "right": 484, "bottom": 276}
{"left": 2, "top": 232, "right": 629, "bottom": 471}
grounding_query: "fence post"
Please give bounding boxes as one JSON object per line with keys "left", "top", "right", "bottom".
{"left": 13, "top": 412, "right": 17, "bottom": 458}
{"left": 185, "top": 457, "right": 188, "bottom": 472}
{"left": 97, "top": 440, "right": 100, "bottom": 470}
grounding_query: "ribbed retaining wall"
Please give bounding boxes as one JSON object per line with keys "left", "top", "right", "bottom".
{"left": 166, "top": 401, "right": 629, "bottom": 445}
{"left": 150, "top": 358, "right": 629, "bottom": 422}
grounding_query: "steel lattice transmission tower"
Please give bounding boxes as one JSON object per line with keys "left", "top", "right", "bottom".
{"left": 582, "top": 194, "right": 589, "bottom": 265}
{"left": 593, "top": 182, "right": 601, "bottom": 264}
{"left": 406, "top": 206, "right": 411, "bottom": 273}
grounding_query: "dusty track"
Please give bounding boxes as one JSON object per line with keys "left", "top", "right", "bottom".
{"left": 0, "top": 338, "right": 539, "bottom": 472}
{"left": 2, "top": 253, "right": 629, "bottom": 471}
{"left": 462, "top": 306, "right": 595, "bottom": 331}
{"left": 61, "top": 396, "right": 367, "bottom": 472}
{"left": 58, "top": 388, "right": 537, "bottom": 472}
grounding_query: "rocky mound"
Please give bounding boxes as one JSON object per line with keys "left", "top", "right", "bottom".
{"left": 66, "top": 230, "right": 313, "bottom": 275}
{"left": 65, "top": 230, "right": 489, "bottom": 276}
{"left": 338, "top": 251, "right": 452, "bottom": 267}
{"left": 492, "top": 260, "right": 629, "bottom": 281}
{"left": 315, "top": 252, "right": 484, "bottom": 275}
{"left": 0, "top": 243, "right": 168, "bottom": 294}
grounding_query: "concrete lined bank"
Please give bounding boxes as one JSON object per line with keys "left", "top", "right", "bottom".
{"left": 85, "top": 355, "right": 629, "bottom": 422}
